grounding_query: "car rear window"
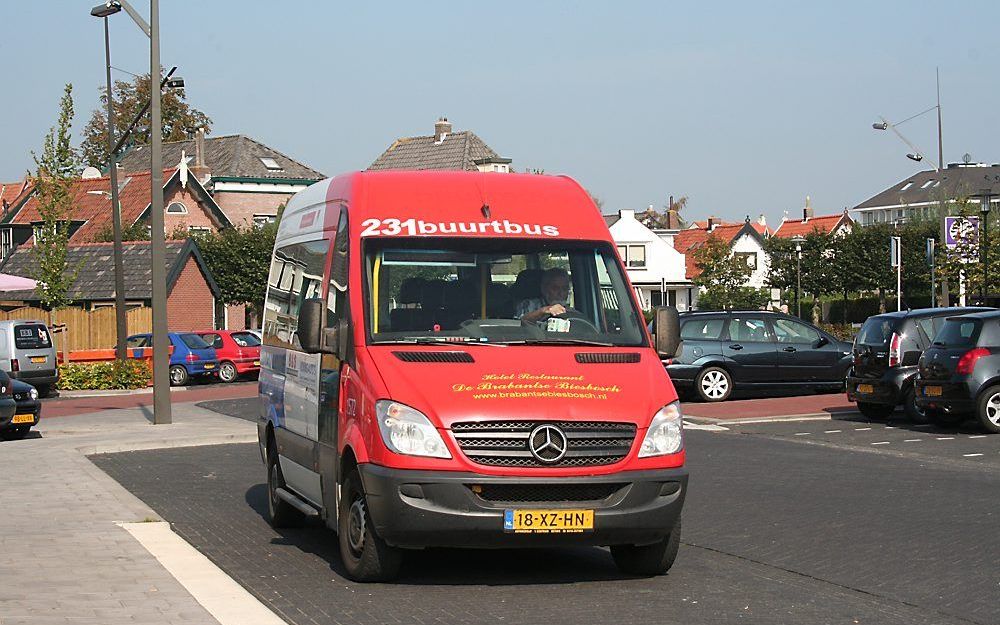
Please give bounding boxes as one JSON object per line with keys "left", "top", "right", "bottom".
{"left": 681, "top": 318, "right": 725, "bottom": 340}
{"left": 178, "top": 333, "right": 212, "bottom": 350}
{"left": 933, "top": 319, "right": 981, "bottom": 347}
{"left": 14, "top": 324, "right": 51, "bottom": 349}
{"left": 857, "top": 316, "right": 898, "bottom": 346}
{"left": 231, "top": 332, "right": 261, "bottom": 347}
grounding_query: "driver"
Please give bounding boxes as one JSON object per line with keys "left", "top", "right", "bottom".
{"left": 515, "top": 267, "right": 574, "bottom": 323}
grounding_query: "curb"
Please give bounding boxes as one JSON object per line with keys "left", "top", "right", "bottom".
{"left": 79, "top": 432, "right": 258, "bottom": 456}
{"left": 52, "top": 382, "right": 256, "bottom": 399}
{"left": 684, "top": 411, "right": 859, "bottom": 425}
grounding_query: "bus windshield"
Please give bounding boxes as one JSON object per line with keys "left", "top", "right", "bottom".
{"left": 364, "top": 238, "right": 647, "bottom": 347}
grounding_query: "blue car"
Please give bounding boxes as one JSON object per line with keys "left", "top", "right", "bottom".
{"left": 127, "top": 333, "right": 219, "bottom": 386}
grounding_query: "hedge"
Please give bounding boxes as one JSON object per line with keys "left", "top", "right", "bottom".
{"left": 57, "top": 360, "right": 152, "bottom": 391}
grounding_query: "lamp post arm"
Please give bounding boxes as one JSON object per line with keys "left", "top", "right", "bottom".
{"left": 111, "top": 66, "right": 176, "bottom": 157}
{"left": 880, "top": 116, "right": 926, "bottom": 159}
{"left": 118, "top": 0, "right": 151, "bottom": 37}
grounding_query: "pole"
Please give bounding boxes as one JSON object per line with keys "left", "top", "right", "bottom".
{"left": 103, "top": 17, "right": 128, "bottom": 360}
{"left": 937, "top": 68, "right": 949, "bottom": 307}
{"left": 149, "top": 0, "right": 170, "bottom": 425}
{"left": 796, "top": 251, "right": 801, "bottom": 318}
{"left": 928, "top": 238, "right": 936, "bottom": 309}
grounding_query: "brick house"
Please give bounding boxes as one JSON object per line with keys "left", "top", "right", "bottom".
{"left": 117, "top": 131, "right": 324, "bottom": 227}
{"left": 0, "top": 239, "right": 242, "bottom": 331}
{"left": 0, "top": 164, "right": 232, "bottom": 261}
{"left": 369, "top": 118, "right": 512, "bottom": 172}
{"left": 773, "top": 198, "right": 853, "bottom": 238}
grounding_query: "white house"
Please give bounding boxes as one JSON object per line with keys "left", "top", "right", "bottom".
{"left": 604, "top": 209, "right": 696, "bottom": 310}
{"left": 673, "top": 219, "right": 775, "bottom": 305}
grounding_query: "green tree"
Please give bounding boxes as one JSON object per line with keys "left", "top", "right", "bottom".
{"left": 637, "top": 195, "right": 688, "bottom": 229}
{"left": 193, "top": 224, "right": 276, "bottom": 321}
{"left": 80, "top": 71, "right": 212, "bottom": 169}
{"left": 692, "top": 235, "right": 767, "bottom": 310}
{"left": 31, "top": 84, "right": 81, "bottom": 310}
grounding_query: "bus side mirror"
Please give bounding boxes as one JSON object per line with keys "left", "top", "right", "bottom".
{"left": 297, "top": 298, "right": 326, "bottom": 353}
{"left": 653, "top": 306, "right": 682, "bottom": 358}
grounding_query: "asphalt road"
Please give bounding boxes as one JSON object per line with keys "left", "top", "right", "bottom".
{"left": 92, "top": 402, "right": 1000, "bottom": 625}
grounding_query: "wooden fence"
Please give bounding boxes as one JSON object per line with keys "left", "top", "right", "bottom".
{"left": 0, "top": 307, "right": 153, "bottom": 352}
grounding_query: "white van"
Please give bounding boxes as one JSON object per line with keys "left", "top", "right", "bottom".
{"left": 0, "top": 320, "right": 59, "bottom": 396}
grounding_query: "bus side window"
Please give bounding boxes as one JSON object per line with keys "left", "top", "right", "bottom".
{"left": 262, "top": 239, "right": 329, "bottom": 349}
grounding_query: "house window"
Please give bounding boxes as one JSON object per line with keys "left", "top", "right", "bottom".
{"left": 166, "top": 201, "right": 188, "bottom": 214}
{"left": 900, "top": 182, "right": 914, "bottom": 191}
{"left": 734, "top": 252, "right": 757, "bottom": 270}
{"left": 1, "top": 228, "right": 12, "bottom": 260}
{"left": 921, "top": 179, "right": 935, "bottom": 189}
{"left": 617, "top": 244, "right": 646, "bottom": 268}
{"left": 253, "top": 214, "right": 276, "bottom": 228}
{"left": 259, "top": 157, "right": 283, "bottom": 171}
{"left": 188, "top": 226, "right": 210, "bottom": 234}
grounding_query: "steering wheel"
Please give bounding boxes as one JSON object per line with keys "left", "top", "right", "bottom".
{"left": 552, "top": 310, "right": 601, "bottom": 334}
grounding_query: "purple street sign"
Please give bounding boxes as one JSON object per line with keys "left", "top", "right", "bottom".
{"left": 945, "top": 216, "right": 979, "bottom": 248}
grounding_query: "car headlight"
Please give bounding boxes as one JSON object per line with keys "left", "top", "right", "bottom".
{"left": 375, "top": 400, "right": 451, "bottom": 459}
{"left": 638, "top": 401, "right": 684, "bottom": 457}
{"left": 29, "top": 387, "right": 38, "bottom": 400}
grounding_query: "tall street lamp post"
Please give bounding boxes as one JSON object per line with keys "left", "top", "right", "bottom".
{"left": 982, "top": 189, "right": 992, "bottom": 304}
{"left": 90, "top": 0, "right": 171, "bottom": 424}
{"left": 793, "top": 236, "right": 804, "bottom": 318}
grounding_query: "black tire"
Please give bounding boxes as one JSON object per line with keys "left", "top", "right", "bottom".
{"left": 857, "top": 401, "right": 894, "bottom": 421}
{"left": 975, "top": 385, "right": 1000, "bottom": 434}
{"left": 695, "top": 367, "right": 732, "bottom": 402}
{"left": 0, "top": 426, "right": 29, "bottom": 441}
{"left": 338, "top": 469, "right": 402, "bottom": 582}
{"left": 169, "top": 364, "right": 189, "bottom": 387}
{"left": 903, "top": 388, "right": 930, "bottom": 424}
{"left": 34, "top": 384, "right": 52, "bottom": 398}
{"left": 266, "top": 442, "right": 303, "bottom": 528}
{"left": 611, "top": 516, "right": 681, "bottom": 576}
{"left": 218, "top": 361, "right": 238, "bottom": 383}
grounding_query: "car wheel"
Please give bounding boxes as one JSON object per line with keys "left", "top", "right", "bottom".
{"left": 611, "top": 515, "right": 681, "bottom": 576}
{"left": 338, "top": 469, "right": 402, "bottom": 582}
{"left": 0, "top": 426, "right": 29, "bottom": 441}
{"left": 903, "top": 388, "right": 930, "bottom": 424}
{"left": 695, "top": 367, "right": 732, "bottom": 402}
{"left": 218, "top": 361, "right": 238, "bottom": 383}
{"left": 34, "top": 384, "right": 51, "bottom": 398}
{"left": 857, "top": 401, "right": 894, "bottom": 421}
{"left": 266, "top": 443, "right": 303, "bottom": 528}
{"left": 169, "top": 365, "right": 189, "bottom": 387}
{"left": 975, "top": 385, "right": 1000, "bottom": 434}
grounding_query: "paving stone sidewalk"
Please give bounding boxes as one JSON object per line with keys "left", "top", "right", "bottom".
{"left": 0, "top": 403, "right": 258, "bottom": 625}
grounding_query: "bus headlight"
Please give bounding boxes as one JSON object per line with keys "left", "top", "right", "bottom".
{"left": 638, "top": 401, "right": 684, "bottom": 457}
{"left": 375, "top": 400, "right": 451, "bottom": 459}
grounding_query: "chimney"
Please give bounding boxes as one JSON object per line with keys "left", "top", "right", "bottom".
{"left": 757, "top": 214, "right": 767, "bottom": 227}
{"left": 707, "top": 216, "right": 719, "bottom": 231}
{"left": 434, "top": 117, "right": 452, "bottom": 143}
{"left": 190, "top": 128, "right": 210, "bottom": 182}
{"left": 620, "top": 209, "right": 635, "bottom": 220}
{"left": 803, "top": 195, "right": 813, "bottom": 221}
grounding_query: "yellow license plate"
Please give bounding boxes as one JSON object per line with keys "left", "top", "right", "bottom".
{"left": 11, "top": 414, "right": 33, "bottom": 424}
{"left": 924, "top": 386, "right": 943, "bottom": 397}
{"left": 503, "top": 509, "right": 594, "bottom": 533}
{"left": 857, "top": 384, "right": 874, "bottom": 394}
{"left": 253, "top": 360, "right": 260, "bottom": 366}
{"left": 30, "top": 356, "right": 46, "bottom": 364}
{"left": 203, "top": 363, "right": 215, "bottom": 369}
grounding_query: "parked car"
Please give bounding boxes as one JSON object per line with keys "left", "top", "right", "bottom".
{"left": 0, "top": 319, "right": 59, "bottom": 397}
{"left": 0, "top": 371, "right": 29, "bottom": 440}
{"left": 846, "top": 307, "right": 990, "bottom": 421}
{"left": 665, "top": 311, "right": 853, "bottom": 402}
{"left": 127, "top": 332, "right": 219, "bottom": 386}
{"left": 195, "top": 330, "right": 261, "bottom": 382}
{"left": 915, "top": 310, "right": 1000, "bottom": 433}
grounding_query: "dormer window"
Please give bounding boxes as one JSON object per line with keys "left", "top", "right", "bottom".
{"left": 260, "top": 157, "right": 283, "bottom": 172}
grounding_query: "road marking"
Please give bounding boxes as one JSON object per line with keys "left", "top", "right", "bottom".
{"left": 794, "top": 432, "right": 810, "bottom": 436}
{"left": 903, "top": 439, "right": 921, "bottom": 442}
{"left": 885, "top": 426, "right": 897, "bottom": 429}
{"left": 871, "top": 441, "right": 890, "bottom": 445}
{"left": 936, "top": 437, "right": 954, "bottom": 440}
{"left": 824, "top": 430, "right": 842, "bottom": 433}
{"left": 963, "top": 453, "right": 984, "bottom": 457}
{"left": 968, "top": 435, "right": 987, "bottom": 439}
{"left": 913, "top": 424, "right": 933, "bottom": 428}
{"left": 683, "top": 421, "right": 729, "bottom": 431}
{"left": 854, "top": 427, "right": 872, "bottom": 431}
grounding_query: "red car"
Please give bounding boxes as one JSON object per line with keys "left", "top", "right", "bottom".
{"left": 196, "top": 330, "right": 261, "bottom": 383}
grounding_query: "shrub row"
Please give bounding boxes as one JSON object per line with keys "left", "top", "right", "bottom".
{"left": 57, "top": 360, "right": 152, "bottom": 391}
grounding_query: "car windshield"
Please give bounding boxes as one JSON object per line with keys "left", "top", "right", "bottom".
{"left": 364, "top": 238, "right": 646, "bottom": 347}
{"left": 13, "top": 324, "right": 51, "bottom": 350}
{"left": 933, "top": 319, "right": 981, "bottom": 347}
{"left": 179, "top": 333, "right": 212, "bottom": 350}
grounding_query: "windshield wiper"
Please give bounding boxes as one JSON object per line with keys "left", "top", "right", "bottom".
{"left": 502, "top": 338, "right": 616, "bottom": 347}
{"left": 374, "top": 337, "right": 502, "bottom": 346}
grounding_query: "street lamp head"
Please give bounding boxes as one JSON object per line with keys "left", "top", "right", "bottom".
{"left": 90, "top": 0, "right": 122, "bottom": 17}
{"left": 906, "top": 153, "right": 923, "bottom": 162}
{"left": 872, "top": 121, "right": 888, "bottom": 131}
{"left": 165, "top": 76, "right": 185, "bottom": 90}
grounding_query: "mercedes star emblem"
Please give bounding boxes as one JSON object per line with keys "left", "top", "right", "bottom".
{"left": 528, "top": 424, "right": 568, "bottom": 464}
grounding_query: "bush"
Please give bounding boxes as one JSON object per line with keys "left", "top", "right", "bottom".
{"left": 819, "top": 323, "right": 856, "bottom": 342}
{"left": 696, "top": 287, "right": 770, "bottom": 311}
{"left": 57, "top": 359, "right": 152, "bottom": 391}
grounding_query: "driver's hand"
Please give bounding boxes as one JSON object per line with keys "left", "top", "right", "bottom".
{"left": 546, "top": 304, "right": 567, "bottom": 316}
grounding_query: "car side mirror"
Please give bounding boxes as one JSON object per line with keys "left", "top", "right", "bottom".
{"left": 297, "top": 298, "right": 326, "bottom": 353}
{"left": 653, "top": 306, "right": 682, "bottom": 358}
{"left": 812, "top": 335, "right": 830, "bottom": 349}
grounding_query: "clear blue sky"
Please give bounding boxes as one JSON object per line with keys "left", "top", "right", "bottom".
{"left": 3, "top": 1, "right": 1000, "bottom": 228}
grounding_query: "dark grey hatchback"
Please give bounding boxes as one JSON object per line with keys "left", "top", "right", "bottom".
{"left": 915, "top": 310, "right": 1000, "bottom": 433}
{"left": 666, "top": 311, "right": 853, "bottom": 402}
